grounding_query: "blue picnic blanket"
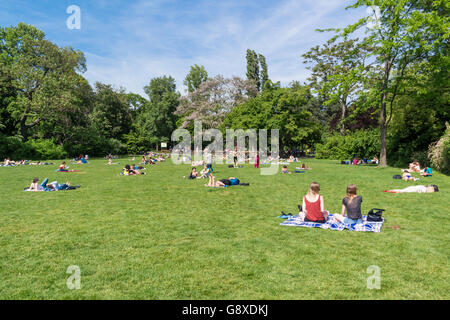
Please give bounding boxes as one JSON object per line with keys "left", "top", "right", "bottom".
{"left": 280, "top": 214, "right": 385, "bottom": 233}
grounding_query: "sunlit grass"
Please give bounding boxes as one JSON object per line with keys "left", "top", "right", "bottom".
{"left": 0, "top": 157, "right": 448, "bottom": 299}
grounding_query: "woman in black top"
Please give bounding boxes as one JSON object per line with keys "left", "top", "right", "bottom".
{"left": 332, "top": 184, "right": 364, "bottom": 224}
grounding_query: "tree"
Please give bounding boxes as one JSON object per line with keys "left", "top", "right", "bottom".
{"left": 176, "top": 75, "right": 258, "bottom": 129}
{"left": 142, "top": 76, "right": 180, "bottom": 147}
{"left": 327, "top": 0, "right": 449, "bottom": 166}
{"left": 0, "top": 23, "right": 87, "bottom": 141}
{"left": 223, "top": 84, "right": 322, "bottom": 151}
{"left": 184, "top": 64, "right": 208, "bottom": 94}
{"left": 303, "top": 38, "right": 370, "bottom": 135}
{"left": 259, "top": 54, "right": 269, "bottom": 90}
{"left": 246, "top": 49, "right": 260, "bottom": 92}
{"left": 91, "top": 82, "right": 132, "bottom": 141}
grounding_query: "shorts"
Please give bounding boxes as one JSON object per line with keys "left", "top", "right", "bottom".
{"left": 344, "top": 217, "right": 363, "bottom": 224}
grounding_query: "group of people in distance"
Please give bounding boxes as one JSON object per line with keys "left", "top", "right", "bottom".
{"left": 140, "top": 152, "right": 167, "bottom": 165}
{"left": 298, "top": 182, "right": 365, "bottom": 224}
{"left": 2, "top": 158, "right": 54, "bottom": 166}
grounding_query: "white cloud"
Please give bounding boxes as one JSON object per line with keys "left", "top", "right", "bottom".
{"left": 81, "top": 0, "right": 366, "bottom": 96}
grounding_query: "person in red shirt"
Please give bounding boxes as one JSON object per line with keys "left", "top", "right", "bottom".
{"left": 300, "top": 182, "right": 329, "bottom": 223}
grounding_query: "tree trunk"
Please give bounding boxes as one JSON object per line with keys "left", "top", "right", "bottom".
{"left": 340, "top": 101, "right": 346, "bottom": 136}
{"left": 20, "top": 116, "right": 28, "bottom": 142}
{"left": 379, "top": 98, "right": 387, "bottom": 167}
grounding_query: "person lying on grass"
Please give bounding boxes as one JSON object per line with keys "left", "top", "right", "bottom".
{"left": 383, "top": 185, "right": 439, "bottom": 193}
{"left": 281, "top": 165, "right": 305, "bottom": 174}
{"left": 122, "top": 164, "right": 145, "bottom": 175}
{"left": 331, "top": 184, "right": 363, "bottom": 224}
{"left": 402, "top": 169, "right": 419, "bottom": 181}
{"left": 299, "top": 182, "right": 329, "bottom": 223}
{"left": 205, "top": 174, "right": 249, "bottom": 187}
{"left": 25, "top": 177, "right": 80, "bottom": 191}
{"left": 296, "top": 163, "right": 311, "bottom": 170}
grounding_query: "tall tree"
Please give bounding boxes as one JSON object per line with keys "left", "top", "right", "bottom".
{"left": 246, "top": 49, "right": 260, "bottom": 92}
{"left": 329, "top": 0, "right": 449, "bottom": 166}
{"left": 184, "top": 64, "right": 208, "bottom": 94}
{"left": 92, "top": 82, "right": 132, "bottom": 141}
{"left": 303, "top": 38, "right": 370, "bottom": 135}
{"left": 0, "top": 23, "right": 87, "bottom": 141}
{"left": 143, "top": 76, "right": 180, "bottom": 146}
{"left": 259, "top": 54, "right": 269, "bottom": 90}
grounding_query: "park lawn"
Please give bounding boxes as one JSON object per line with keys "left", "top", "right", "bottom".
{"left": 0, "top": 158, "right": 448, "bottom": 300}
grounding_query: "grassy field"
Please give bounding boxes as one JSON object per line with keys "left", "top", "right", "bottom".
{"left": 0, "top": 157, "right": 449, "bottom": 299}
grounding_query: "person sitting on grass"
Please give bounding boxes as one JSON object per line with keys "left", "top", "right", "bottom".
{"left": 281, "top": 165, "right": 291, "bottom": 174}
{"left": 409, "top": 160, "right": 421, "bottom": 173}
{"left": 383, "top": 185, "right": 439, "bottom": 193}
{"left": 199, "top": 164, "right": 210, "bottom": 178}
{"left": 331, "top": 184, "right": 363, "bottom": 224}
{"left": 420, "top": 167, "right": 433, "bottom": 177}
{"left": 188, "top": 167, "right": 199, "bottom": 179}
{"left": 28, "top": 177, "right": 44, "bottom": 191}
{"left": 402, "top": 169, "right": 419, "bottom": 181}
{"left": 205, "top": 174, "right": 249, "bottom": 187}
{"left": 58, "top": 161, "right": 69, "bottom": 172}
{"left": 299, "top": 182, "right": 328, "bottom": 223}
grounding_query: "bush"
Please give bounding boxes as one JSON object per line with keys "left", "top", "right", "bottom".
{"left": 0, "top": 135, "right": 34, "bottom": 159}
{"left": 428, "top": 123, "right": 450, "bottom": 174}
{"left": 315, "top": 129, "right": 380, "bottom": 160}
{"left": 26, "top": 139, "right": 67, "bottom": 160}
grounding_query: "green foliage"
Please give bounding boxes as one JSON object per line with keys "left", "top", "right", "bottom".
{"left": 184, "top": 64, "right": 208, "bottom": 94}
{"left": 223, "top": 85, "right": 322, "bottom": 149}
{"left": 428, "top": 123, "right": 450, "bottom": 174}
{"left": 25, "top": 138, "right": 67, "bottom": 159}
{"left": 0, "top": 135, "right": 33, "bottom": 159}
{"left": 315, "top": 129, "right": 380, "bottom": 160}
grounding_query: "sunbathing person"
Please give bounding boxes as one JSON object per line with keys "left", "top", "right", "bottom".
{"left": 28, "top": 177, "right": 44, "bottom": 191}
{"left": 383, "top": 185, "right": 438, "bottom": 193}
{"left": 402, "top": 170, "right": 419, "bottom": 181}
{"left": 281, "top": 165, "right": 291, "bottom": 174}
{"left": 409, "top": 160, "right": 421, "bottom": 173}
{"left": 205, "top": 174, "right": 249, "bottom": 187}
{"left": 25, "top": 177, "right": 80, "bottom": 191}
{"left": 420, "top": 167, "right": 433, "bottom": 177}
{"left": 188, "top": 167, "right": 199, "bottom": 179}
{"left": 199, "top": 164, "right": 210, "bottom": 178}
{"left": 58, "top": 161, "right": 69, "bottom": 172}
{"left": 332, "top": 184, "right": 363, "bottom": 224}
{"left": 123, "top": 164, "right": 145, "bottom": 175}
{"left": 299, "top": 182, "right": 328, "bottom": 223}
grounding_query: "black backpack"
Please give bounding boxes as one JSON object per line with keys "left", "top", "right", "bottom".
{"left": 367, "top": 208, "right": 385, "bottom": 222}
{"left": 393, "top": 175, "right": 402, "bottom": 179}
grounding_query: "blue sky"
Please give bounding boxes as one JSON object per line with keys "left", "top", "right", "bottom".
{"left": 1, "top": 0, "right": 368, "bottom": 96}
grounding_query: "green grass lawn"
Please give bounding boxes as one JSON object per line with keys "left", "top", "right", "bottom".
{"left": 0, "top": 158, "right": 449, "bottom": 299}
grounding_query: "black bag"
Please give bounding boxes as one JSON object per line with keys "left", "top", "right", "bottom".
{"left": 367, "top": 208, "right": 385, "bottom": 222}
{"left": 393, "top": 175, "right": 402, "bottom": 179}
